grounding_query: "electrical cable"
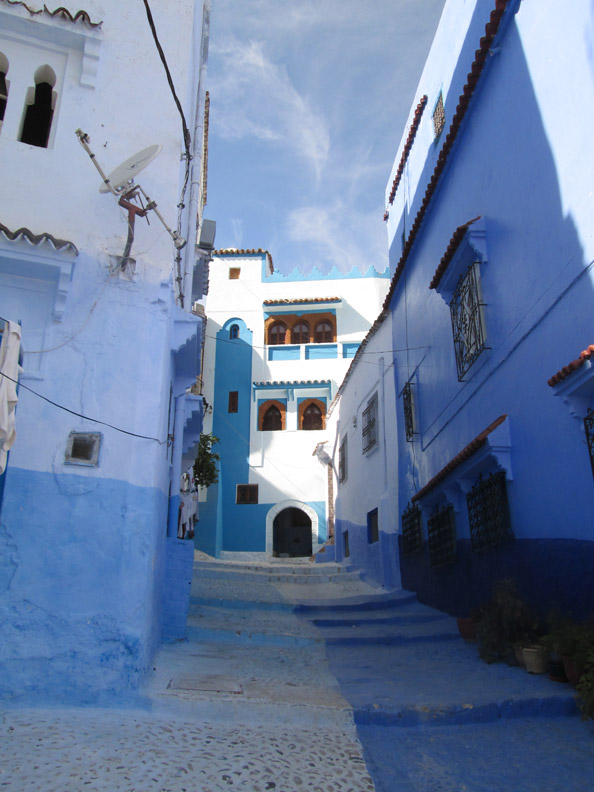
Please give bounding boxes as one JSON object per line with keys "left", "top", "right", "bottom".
{"left": 0, "top": 370, "right": 165, "bottom": 443}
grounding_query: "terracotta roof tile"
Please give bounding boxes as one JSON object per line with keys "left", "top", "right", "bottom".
{"left": 0, "top": 221, "right": 78, "bottom": 254}
{"left": 411, "top": 414, "right": 507, "bottom": 502}
{"left": 213, "top": 248, "right": 274, "bottom": 271}
{"left": 0, "top": 0, "right": 102, "bottom": 27}
{"left": 382, "top": 0, "right": 509, "bottom": 313}
{"left": 548, "top": 345, "right": 594, "bottom": 387}
{"left": 387, "top": 95, "right": 428, "bottom": 207}
{"left": 263, "top": 297, "right": 341, "bottom": 306}
{"left": 253, "top": 380, "right": 330, "bottom": 388}
{"left": 429, "top": 216, "right": 481, "bottom": 289}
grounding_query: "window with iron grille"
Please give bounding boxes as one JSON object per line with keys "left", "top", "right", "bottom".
{"left": 362, "top": 392, "right": 378, "bottom": 454}
{"left": 467, "top": 472, "right": 513, "bottom": 552}
{"left": 450, "top": 262, "right": 486, "bottom": 380}
{"left": 427, "top": 503, "right": 456, "bottom": 568}
{"left": 367, "top": 508, "right": 379, "bottom": 543}
{"left": 338, "top": 435, "right": 348, "bottom": 483}
{"left": 236, "top": 484, "right": 258, "bottom": 504}
{"left": 403, "top": 381, "right": 416, "bottom": 442}
{"left": 401, "top": 502, "right": 423, "bottom": 556}
{"left": 432, "top": 91, "right": 445, "bottom": 141}
{"left": 584, "top": 409, "right": 594, "bottom": 483}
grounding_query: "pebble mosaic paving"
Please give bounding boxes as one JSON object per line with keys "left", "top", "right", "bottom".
{"left": 0, "top": 708, "right": 375, "bottom": 792}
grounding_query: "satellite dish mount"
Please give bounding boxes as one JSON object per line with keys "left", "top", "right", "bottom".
{"left": 75, "top": 129, "right": 186, "bottom": 269}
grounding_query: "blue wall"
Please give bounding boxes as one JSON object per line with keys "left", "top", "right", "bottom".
{"left": 389, "top": 9, "right": 594, "bottom": 618}
{"left": 0, "top": 467, "right": 168, "bottom": 704}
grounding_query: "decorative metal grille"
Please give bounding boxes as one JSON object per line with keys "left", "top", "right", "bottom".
{"left": 432, "top": 92, "right": 445, "bottom": 140}
{"left": 403, "top": 381, "right": 415, "bottom": 442}
{"left": 467, "top": 472, "right": 513, "bottom": 552}
{"left": 584, "top": 408, "right": 594, "bottom": 482}
{"left": 401, "top": 502, "right": 423, "bottom": 556}
{"left": 338, "top": 436, "right": 348, "bottom": 483}
{"left": 362, "top": 393, "right": 378, "bottom": 453}
{"left": 427, "top": 504, "right": 456, "bottom": 568}
{"left": 450, "top": 262, "right": 486, "bottom": 380}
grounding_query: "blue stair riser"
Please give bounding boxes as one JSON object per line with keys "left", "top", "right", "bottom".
{"left": 185, "top": 625, "right": 321, "bottom": 647}
{"left": 324, "top": 632, "right": 460, "bottom": 647}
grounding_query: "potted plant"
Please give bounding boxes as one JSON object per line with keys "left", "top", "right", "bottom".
{"left": 541, "top": 613, "right": 594, "bottom": 685}
{"left": 576, "top": 648, "right": 594, "bottom": 720}
{"left": 456, "top": 605, "right": 486, "bottom": 642}
{"left": 474, "top": 579, "right": 539, "bottom": 665}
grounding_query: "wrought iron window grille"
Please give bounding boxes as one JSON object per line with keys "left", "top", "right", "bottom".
{"left": 362, "top": 393, "right": 378, "bottom": 454}
{"left": 403, "top": 381, "right": 416, "bottom": 442}
{"left": 338, "top": 436, "right": 348, "bottom": 483}
{"left": 450, "top": 262, "right": 487, "bottom": 381}
{"left": 584, "top": 408, "right": 594, "bottom": 482}
{"left": 466, "top": 471, "right": 513, "bottom": 552}
{"left": 432, "top": 91, "right": 445, "bottom": 141}
{"left": 401, "top": 502, "right": 423, "bottom": 556}
{"left": 427, "top": 503, "right": 456, "bottom": 568}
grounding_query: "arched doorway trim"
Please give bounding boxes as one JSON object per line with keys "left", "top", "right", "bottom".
{"left": 265, "top": 499, "right": 320, "bottom": 557}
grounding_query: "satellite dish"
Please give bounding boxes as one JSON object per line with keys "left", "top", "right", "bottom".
{"left": 99, "top": 144, "right": 162, "bottom": 193}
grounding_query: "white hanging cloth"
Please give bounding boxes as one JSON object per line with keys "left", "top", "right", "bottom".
{"left": 0, "top": 321, "right": 22, "bottom": 474}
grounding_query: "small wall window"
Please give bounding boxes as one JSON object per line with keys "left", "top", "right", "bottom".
{"left": 343, "top": 530, "right": 350, "bottom": 558}
{"left": 362, "top": 392, "right": 378, "bottom": 453}
{"left": 229, "top": 268, "right": 240, "bottom": 279}
{"left": 367, "top": 508, "right": 379, "bottom": 543}
{"left": 292, "top": 322, "right": 310, "bottom": 344}
{"left": 0, "top": 53, "right": 9, "bottom": 129}
{"left": 20, "top": 64, "right": 57, "bottom": 148}
{"left": 65, "top": 432, "right": 101, "bottom": 466}
{"left": 229, "top": 324, "right": 239, "bottom": 339}
{"left": 338, "top": 436, "right": 348, "bottom": 483}
{"left": 236, "top": 484, "right": 258, "bottom": 504}
{"left": 298, "top": 398, "right": 326, "bottom": 431}
{"left": 228, "top": 391, "right": 238, "bottom": 413}
{"left": 314, "top": 321, "right": 333, "bottom": 343}
{"left": 269, "top": 321, "right": 287, "bottom": 345}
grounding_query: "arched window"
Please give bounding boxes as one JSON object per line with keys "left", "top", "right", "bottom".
{"left": 262, "top": 404, "right": 282, "bottom": 431}
{"left": 20, "top": 65, "right": 56, "bottom": 148}
{"left": 0, "top": 53, "right": 9, "bottom": 128}
{"left": 301, "top": 402, "right": 323, "bottom": 431}
{"left": 229, "top": 324, "right": 239, "bottom": 339}
{"left": 269, "top": 321, "right": 287, "bottom": 345}
{"left": 315, "top": 320, "right": 333, "bottom": 343}
{"left": 292, "top": 321, "right": 309, "bottom": 344}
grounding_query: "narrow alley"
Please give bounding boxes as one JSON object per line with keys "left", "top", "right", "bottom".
{"left": 0, "top": 556, "right": 592, "bottom": 791}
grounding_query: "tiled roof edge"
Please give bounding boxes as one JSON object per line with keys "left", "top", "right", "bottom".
{"left": 429, "top": 216, "right": 482, "bottom": 289}
{"left": 0, "top": 221, "right": 78, "bottom": 254}
{"left": 253, "top": 379, "right": 331, "bottom": 387}
{"left": 263, "top": 297, "right": 341, "bottom": 306}
{"left": 387, "top": 95, "right": 428, "bottom": 207}
{"left": 0, "top": 0, "right": 103, "bottom": 27}
{"left": 382, "top": 0, "right": 509, "bottom": 313}
{"left": 411, "top": 414, "right": 508, "bottom": 502}
{"left": 548, "top": 345, "right": 594, "bottom": 387}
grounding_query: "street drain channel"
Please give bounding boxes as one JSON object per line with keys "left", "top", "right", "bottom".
{"left": 167, "top": 674, "right": 243, "bottom": 694}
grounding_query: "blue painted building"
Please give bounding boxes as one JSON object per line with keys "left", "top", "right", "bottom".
{"left": 0, "top": 0, "right": 213, "bottom": 703}
{"left": 197, "top": 250, "right": 388, "bottom": 559}
{"left": 380, "top": 0, "right": 594, "bottom": 618}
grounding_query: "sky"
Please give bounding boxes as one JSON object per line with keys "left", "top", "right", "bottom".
{"left": 204, "top": 0, "right": 447, "bottom": 275}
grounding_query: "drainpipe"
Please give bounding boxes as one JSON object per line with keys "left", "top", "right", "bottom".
{"left": 181, "top": 0, "right": 211, "bottom": 304}
{"left": 167, "top": 393, "right": 187, "bottom": 537}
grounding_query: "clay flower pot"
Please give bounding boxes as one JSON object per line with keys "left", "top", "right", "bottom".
{"left": 456, "top": 617, "right": 477, "bottom": 642}
{"left": 522, "top": 645, "right": 548, "bottom": 674}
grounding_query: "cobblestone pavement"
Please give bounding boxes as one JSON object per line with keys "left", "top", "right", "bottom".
{"left": 0, "top": 708, "right": 374, "bottom": 792}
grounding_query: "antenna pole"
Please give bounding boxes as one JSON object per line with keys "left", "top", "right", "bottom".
{"left": 75, "top": 129, "right": 119, "bottom": 196}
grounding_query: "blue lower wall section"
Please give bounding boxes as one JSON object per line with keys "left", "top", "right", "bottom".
{"left": 399, "top": 537, "right": 594, "bottom": 620}
{"left": 162, "top": 537, "right": 194, "bottom": 642}
{"left": 334, "top": 519, "right": 399, "bottom": 588}
{"left": 0, "top": 466, "right": 172, "bottom": 705}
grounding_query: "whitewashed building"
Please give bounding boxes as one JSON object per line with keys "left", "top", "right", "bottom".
{"left": 197, "top": 250, "right": 389, "bottom": 559}
{"left": 0, "top": 0, "right": 213, "bottom": 703}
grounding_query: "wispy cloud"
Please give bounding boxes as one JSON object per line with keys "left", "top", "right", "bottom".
{"left": 209, "top": 38, "right": 330, "bottom": 179}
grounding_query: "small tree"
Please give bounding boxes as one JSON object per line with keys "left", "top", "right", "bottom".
{"left": 193, "top": 433, "right": 220, "bottom": 488}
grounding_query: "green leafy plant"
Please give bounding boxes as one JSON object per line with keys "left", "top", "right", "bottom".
{"left": 576, "top": 649, "right": 594, "bottom": 720}
{"left": 193, "top": 433, "right": 220, "bottom": 489}
{"left": 474, "top": 579, "right": 540, "bottom": 664}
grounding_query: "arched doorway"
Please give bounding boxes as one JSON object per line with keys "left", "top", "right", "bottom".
{"left": 272, "top": 507, "right": 312, "bottom": 558}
